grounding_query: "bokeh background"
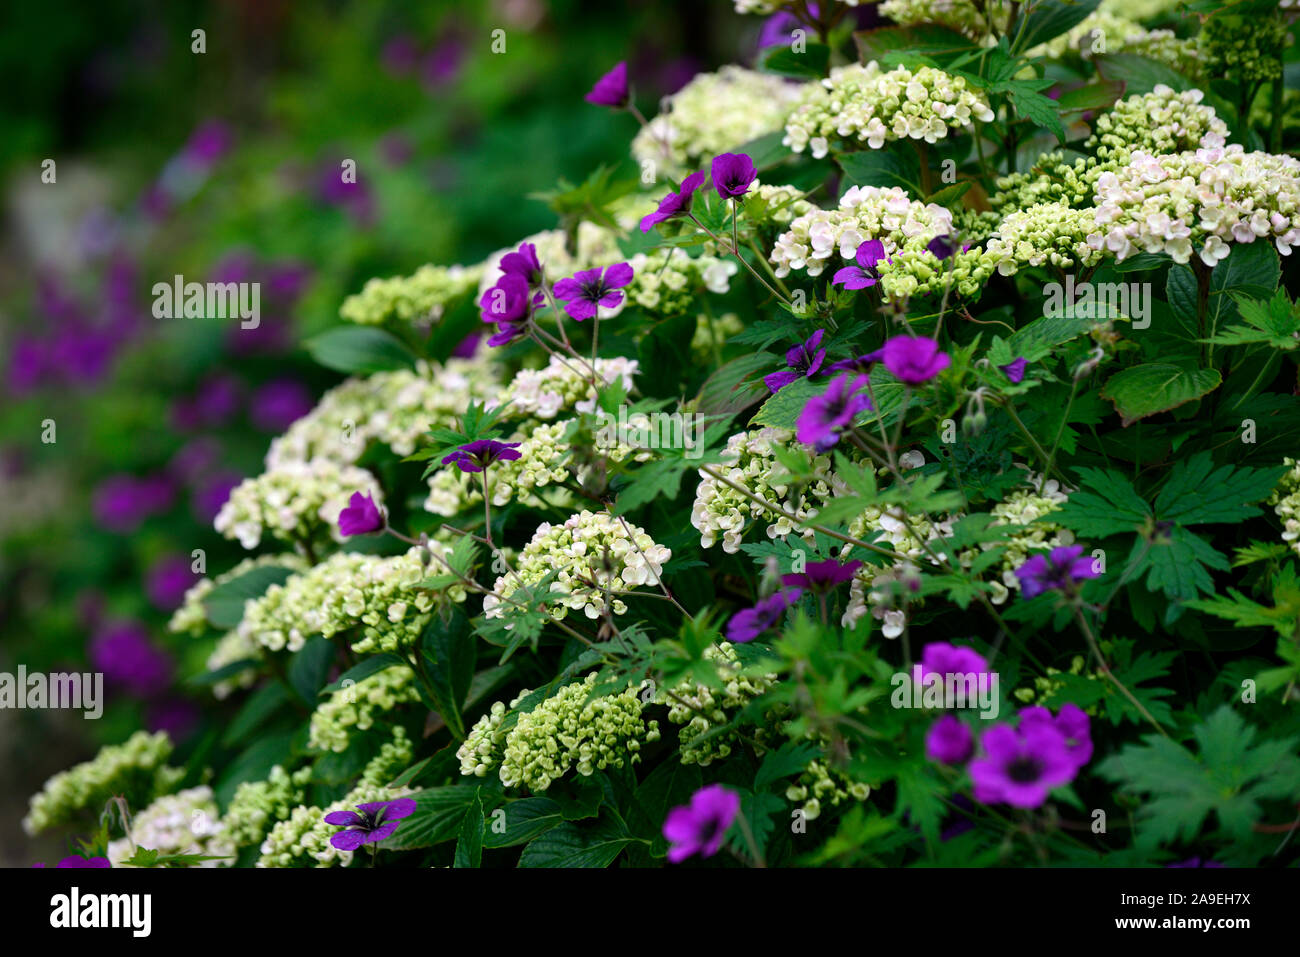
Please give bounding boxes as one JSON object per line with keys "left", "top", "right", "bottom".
{"left": 0, "top": 0, "right": 774, "bottom": 866}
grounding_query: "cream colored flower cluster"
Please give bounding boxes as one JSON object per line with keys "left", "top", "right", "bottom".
{"left": 632, "top": 66, "right": 802, "bottom": 178}
{"left": 691, "top": 427, "right": 843, "bottom": 553}
{"left": 1270, "top": 458, "right": 1300, "bottom": 559}
{"left": 1089, "top": 146, "right": 1300, "bottom": 265}
{"left": 458, "top": 675, "right": 660, "bottom": 791}
{"left": 496, "top": 354, "right": 639, "bottom": 420}
{"left": 237, "top": 544, "right": 463, "bottom": 655}
{"left": 309, "top": 666, "right": 420, "bottom": 752}
{"left": 1085, "top": 86, "right": 1228, "bottom": 164}
{"left": 424, "top": 417, "right": 651, "bottom": 517}
{"left": 770, "top": 184, "right": 956, "bottom": 279}
{"left": 214, "top": 460, "right": 383, "bottom": 550}
{"left": 266, "top": 359, "right": 501, "bottom": 468}
{"left": 978, "top": 477, "right": 1075, "bottom": 604}
{"left": 108, "top": 786, "right": 235, "bottom": 867}
{"left": 783, "top": 63, "right": 994, "bottom": 157}
{"left": 340, "top": 263, "right": 483, "bottom": 326}
{"left": 483, "top": 510, "right": 671, "bottom": 621}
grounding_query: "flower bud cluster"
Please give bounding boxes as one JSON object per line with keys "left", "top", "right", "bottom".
{"left": 309, "top": 666, "right": 420, "bottom": 753}
{"left": 214, "top": 460, "right": 384, "bottom": 550}
{"left": 108, "top": 786, "right": 235, "bottom": 867}
{"left": 339, "top": 263, "right": 483, "bottom": 326}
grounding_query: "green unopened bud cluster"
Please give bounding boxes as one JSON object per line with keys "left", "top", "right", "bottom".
{"left": 1086, "top": 87, "right": 1227, "bottom": 164}
{"left": 1199, "top": 9, "right": 1288, "bottom": 86}
{"left": 632, "top": 66, "right": 801, "bottom": 178}
{"left": 108, "top": 786, "right": 236, "bottom": 867}
{"left": 484, "top": 510, "right": 671, "bottom": 620}
{"left": 785, "top": 758, "right": 871, "bottom": 820}
{"left": 214, "top": 460, "right": 384, "bottom": 550}
{"left": 340, "top": 263, "right": 483, "bottom": 326}
{"left": 309, "top": 666, "right": 420, "bottom": 753}
{"left": 657, "top": 643, "right": 782, "bottom": 765}
{"left": 1013, "top": 654, "right": 1100, "bottom": 707}
{"left": 985, "top": 202, "right": 1106, "bottom": 276}
{"left": 459, "top": 675, "right": 659, "bottom": 791}
{"left": 24, "top": 731, "right": 182, "bottom": 836}
{"left": 1031, "top": 9, "right": 1200, "bottom": 75}
{"left": 624, "top": 249, "right": 738, "bottom": 317}
{"left": 221, "top": 765, "right": 313, "bottom": 849}
{"left": 878, "top": 0, "right": 1004, "bottom": 39}
{"left": 784, "top": 63, "right": 993, "bottom": 156}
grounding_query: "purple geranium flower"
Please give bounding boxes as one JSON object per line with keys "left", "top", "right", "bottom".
{"left": 927, "top": 234, "right": 959, "bottom": 260}
{"left": 711, "top": 152, "right": 757, "bottom": 200}
{"left": 726, "top": 588, "right": 802, "bottom": 643}
{"left": 324, "top": 798, "right": 418, "bottom": 851}
{"left": 758, "top": 7, "right": 816, "bottom": 50}
{"left": 871, "top": 336, "right": 951, "bottom": 385}
{"left": 918, "top": 642, "right": 990, "bottom": 685}
{"left": 1014, "top": 544, "right": 1100, "bottom": 599}
{"left": 764, "top": 329, "right": 826, "bottom": 392}
{"left": 1168, "top": 857, "right": 1225, "bottom": 868}
{"left": 441, "top": 439, "right": 523, "bottom": 473}
{"left": 795, "top": 373, "right": 872, "bottom": 451}
{"left": 832, "top": 240, "right": 890, "bottom": 290}
{"left": 640, "top": 170, "right": 707, "bottom": 233}
{"left": 926, "top": 714, "right": 974, "bottom": 765}
{"left": 969, "top": 720, "right": 1077, "bottom": 809}
{"left": 663, "top": 784, "right": 740, "bottom": 863}
{"left": 999, "top": 357, "right": 1028, "bottom": 384}
{"left": 585, "top": 62, "right": 629, "bottom": 108}
{"left": 338, "top": 491, "right": 384, "bottom": 537}
{"left": 498, "top": 242, "right": 544, "bottom": 288}
{"left": 782, "top": 557, "right": 863, "bottom": 593}
{"left": 479, "top": 274, "right": 541, "bottom": 346}
{"left": 1018, "top": 704, "right": 1092, "bottom": 771}
{"left": 552, "top": 263, "right": 634, "bottom": 321}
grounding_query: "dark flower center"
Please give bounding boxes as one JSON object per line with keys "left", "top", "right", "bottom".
{"left": 1006, "top": 756, "right": 1042, "bottom": 784}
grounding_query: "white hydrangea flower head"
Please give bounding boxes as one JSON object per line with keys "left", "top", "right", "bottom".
{"left": 985, "top": 202, "right": 1107, "bottom": 276}
{"left": 266, "top": 358, "right": 501, "bottom": 468}
{"left": 108, "top": 786, "right": 235, "bottom": 867}
{"left": 783, "top": 62, "right": 993, "bottom": 156}
{"left": 770, "top": 184, "right": 955, "bottom": 278}
{"left": 309, "top": 666, "right": 420, "bottom": 753}
{"left": 1088, "top": 146, "right": 1300, "bottom": 265}
{"left": 632, "top": 66, "right": 803, "bottom": 178}
{"left": 691, "top": 427, "right": 845, "bottom": 552}
{"left": 496, "top": 355, "right": 639, "bottom": 420}
{"left": 1270, "top": 458, "right": 1300, "bottom": 558}
{"left": 214, "top": 460, "right": 384, "bottom": 550}
{"left": 483, "top": 510, "right": 671, "bottom": 621}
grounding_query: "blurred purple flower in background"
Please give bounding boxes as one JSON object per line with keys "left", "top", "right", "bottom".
{"left": 146, "top": 554, "right": 201, "bottom": 611}
{"left": 250, "top": 379, "right": 314, "bottom": 432}
{"left": 88, "top": 621, "right": 173, "bottom": 697}
{"left": 192, "top": 469, "right": 243, "bottom": 524}
{"left": 93, "top": 474, "right": 175, "bottom": 533}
